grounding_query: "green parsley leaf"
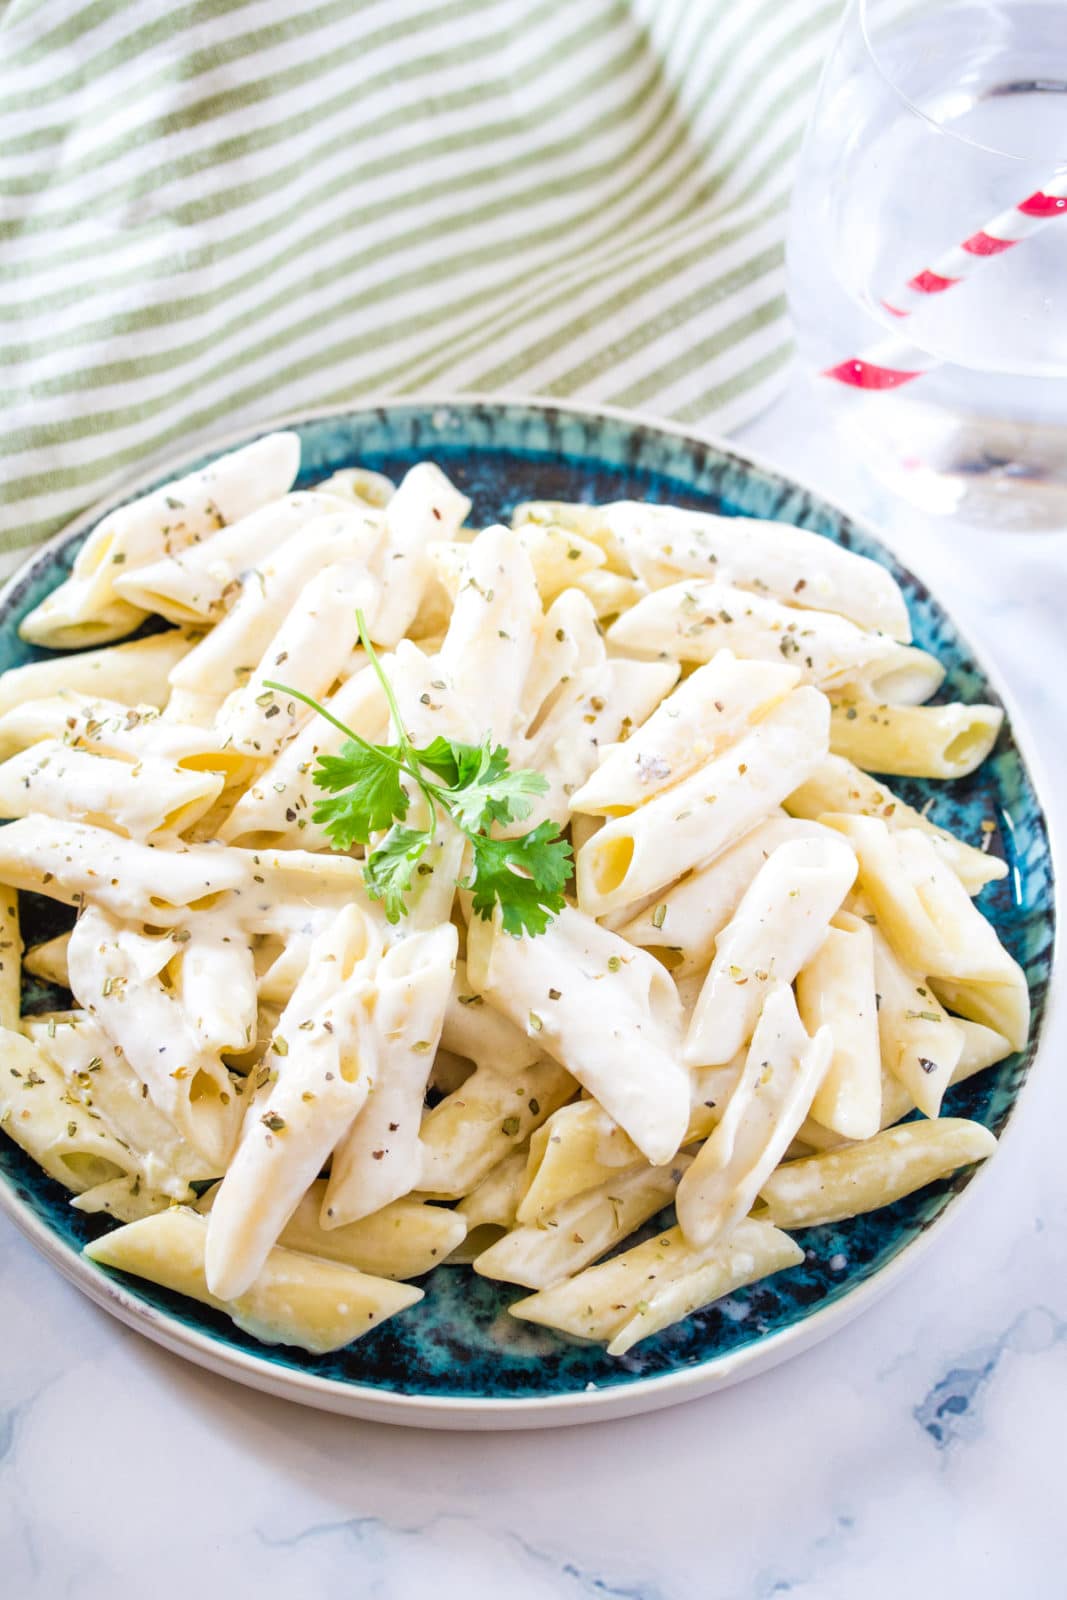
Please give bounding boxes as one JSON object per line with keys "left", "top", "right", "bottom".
{"left": 449, "top": 761, "right": 547, "bottom": 833}
{"left": 465, "top": 822, "right": 573, "bottom": 938}
{"left": 472, "top": 765, "right": 549, "bottom": 828}
{"left": 363, "top": 825, "right": 432, "bottom": 922}
{"left": 268, "top": 634, "right": 570, "bottom": 936}
{"left": 463, "top": 740, "right": 510, "bottom": 787}
{"left": 311, "top": 739, "right": 409, "bottom": 847}
{"left": 409, "top": 734, "right": 550, "bottom": 834}
{"left": 414, "top": 736, "right": 505, "bottom": 794}
{"left": 411, "top": 735, "right": 474, "bottom": 787}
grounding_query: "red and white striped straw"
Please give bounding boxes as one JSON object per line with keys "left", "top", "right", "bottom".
{"left": 824, "top": 173, "right": 1067, "bottom": 391}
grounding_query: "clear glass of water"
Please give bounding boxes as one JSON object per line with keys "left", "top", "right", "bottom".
{"left": 787, "top": 0, "right": 1067, "bottom": 528}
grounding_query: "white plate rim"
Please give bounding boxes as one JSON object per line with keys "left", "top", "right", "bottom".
{"left": 0, "top": 390, "right": 1059, "bottom": 1430}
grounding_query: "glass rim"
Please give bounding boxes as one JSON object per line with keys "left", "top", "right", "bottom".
{"left": 858, "top": 0, "right": 1067, "bottom": 164}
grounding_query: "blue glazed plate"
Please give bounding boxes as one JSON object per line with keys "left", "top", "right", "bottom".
{"left": 0, "top": 398, "right": 1056, "bottom": 1430}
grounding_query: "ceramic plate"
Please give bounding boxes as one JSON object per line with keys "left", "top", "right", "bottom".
{"left": 0, "top": 398, "right": 1056, "bottom": 1429}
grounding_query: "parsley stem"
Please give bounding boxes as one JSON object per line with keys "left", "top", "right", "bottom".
{"left": 354, "top": 611, "right": 418, "bottom": 767}
{"left": 353, "top": 609, "right": 441, "bottom": 830}
{"left": 261, "top": 680, "right": 426, "bottom": 794}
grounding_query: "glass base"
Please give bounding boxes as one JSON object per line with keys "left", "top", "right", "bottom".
{"left": 829, "top": 392, "right": 1067, "bottom": 531}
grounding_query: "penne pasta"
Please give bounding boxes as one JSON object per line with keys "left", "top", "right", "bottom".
{"left": 0, "top": 819, "right": 369, "bottom": 946}
{"left": 222, "top": 848, "right": 372, "bottom": 936}
{"left": 0, "top": 740, "right": 224, "bottom": 841}
{"left": 0, "top": 886, "right": 21, "bottom": 1031}
{"left": 67, "top": 905, "right": 243, "bottom": 1171}
{"left": 0, "top": 629, "right": 195, "bottom": 719}
{"left": 86, "top": 1206, "right": 421, "bottom": 1354}
{"left": 429, "top": 1047, "right": 476, "bottom": 1097}
{"left": 511, "top": 521, "right": 606, "bottom": 600}
{"left": 607, "top": 579, "right": 925, "bottom": 697}
{"left": 784, "top": 753, "right": 1007, "bottom": 893}
{"left": 823, "top": 816, "right": 1029, "bottom": 1048}
{"left": 868, "top": 914, "right": 964, "bottom": 1118}
{"left": 0, "top": 817, "right": 245, "bottom": 921}
{"left": 570, "top": 649, "right": 800, "bottom": 816}
{"left": 577, "top": 686, "right": 831, "bottom": 918}
{"left": 204, "top": 906, "right": 381, "bottom": 1300}
{"left": 386, "top": 641, "right": 482, "bottom": 753}
{"left": 457, "top": 1149, "right": 532, "bottom": 1236}
{"left": 596, "top": 657, "right": 682, "bottom": 734}
{"left": 684, "top": 835, "right": 857, "bottom": 1066}
{"left": 0, "top": 693, "right": 255, "bottom": 789}
{"left": 433, "top": 526, "right": 542, "bottom": 745}
{"left": 73, "top": 1176, "right": 186, "bottom": 1224}
{"left": 605, "top": 1221, "right": 803, "bottom": 1357}
{"left": 160, "top": 685, "right": 229, "bottom": 727}
{"left": 503, "top": 606, "right": 679, "bottom": 836}
{"left": 829, "top": 698, "right": 1003, "bottom": 778}
{"left": 474, "top": 1155, "right": 689, "bottom": 1289}
{"left": 797, "top": 1016, "right": 1013, "bottom": 1151}
{"left": 428, "top": 522, "right": 606, "bottom": 608}
{"left": 177, "top": 919, "right": 259, "bottom": 1056}
{"left": 517, "top": 1099, "right": 641, "bottom": 1224}
{"left": 115, "top": 491, "right": 350, "bottom": 622}
{"left": 676, "top": 985, "right": 832, "bottom": 1248}
{"left": 511, "top": 499, "right": 632, "bottom": 573}
{"left": 324, "top": 923, "right": 457, "bottom": 1227}
{"left": 928, "top": 972, "right": 1031, "bottom": 1061}
{"left": 217, "top": 563, "right": 380, "bottom": 757}
{"left": 21, "top": 433, "right": 300, "bottom": 649}
{"left": 569, "top": 812, "right": 601, "bottom": 859}
{"left": 571, "top": 569, "right": 647, "bottom": 620}
{"left": 602, "top": 501, "right": 912, "bottom": 640}
{"left": 466, "top": 905, "right": 689, "bottom": 1167}
{"left": 312, "top": 467, "right": 396, "bottom": 508}
{"left": 417, "top": 1057, "right": 577, "bottom": 1199}
{"left": 219, "top": 665, "right": 388, "bottom": 848}
{"left": 618, "top": 814, "right": 836, "bottom": 978}
{"left": 25, "top": 1011, "right": 214, "bottom": 1191}
{"left": 854, "top": 644, "right": 946, "bottom": 707}
{"left": 517, "top": 587, "right": 603, "bottom": 737}
{"left": 0, "top": 1026, "right": 144, "bottom": 1194}
{"left": 511, "top": 1216, "right": 802, "bottom": 1354}
{"left": 23, "top": 931, "right": 70, "bottom": 989}
{"left": 795, "top": 911, "right": 882, "bottom": 1140}
{"left": 370, "top": 463, "right": 472, "bottom": 645}
{"left": 239, "top": 1179, "right": 465, "bottom": 1280}
{"left": 758, "top": 1118, "right": 997, "bottom": 1229}
{"left": 515, "top": 1056, "right": 745, "bottom": 1226}
{"left": 439, "top": 961, "right": 544, "bottom": 1075}
{"left": 515, "top": 680, "right": 667, "bottom": 838}
{"left": 167, "top": 508, "right": 379, "bottom": 699}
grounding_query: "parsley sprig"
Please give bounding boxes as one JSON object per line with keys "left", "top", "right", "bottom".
{"left": 263, "top": 612, "right": 572, "bottom": 936}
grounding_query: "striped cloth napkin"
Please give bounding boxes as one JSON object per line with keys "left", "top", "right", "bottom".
{"left": 0, "top": 0, "right": 840, "bottom": 574}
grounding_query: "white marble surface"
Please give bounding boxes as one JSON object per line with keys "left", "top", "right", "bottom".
{"left": 2, "top": 381, "right": 1064, "bottom": 1599}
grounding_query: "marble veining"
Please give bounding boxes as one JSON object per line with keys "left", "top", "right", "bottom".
{"left": 256, "top": 1510, "right": 679, "bottom": 1600}
{"left": 1, "top": 384, "right": 1062, "bottom": 1596}
{"left": 750, "top": 1513, "right": 858, "bottom": 1600}
{"left": 914, "top": 1305, "right": 1067, "bottom": 1450}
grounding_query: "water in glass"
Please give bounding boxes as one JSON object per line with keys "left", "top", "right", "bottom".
{"left": 788, "top": 0, "right": 1067, "bottom": 527}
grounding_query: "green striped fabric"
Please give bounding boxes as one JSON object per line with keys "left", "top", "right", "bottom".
{"left": 0, "top": 0, "right": 839, "bottom": 572}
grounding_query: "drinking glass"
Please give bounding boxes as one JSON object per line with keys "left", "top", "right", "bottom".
{"left": 787, "top": 0, "right": 1067, "bottom": 528}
